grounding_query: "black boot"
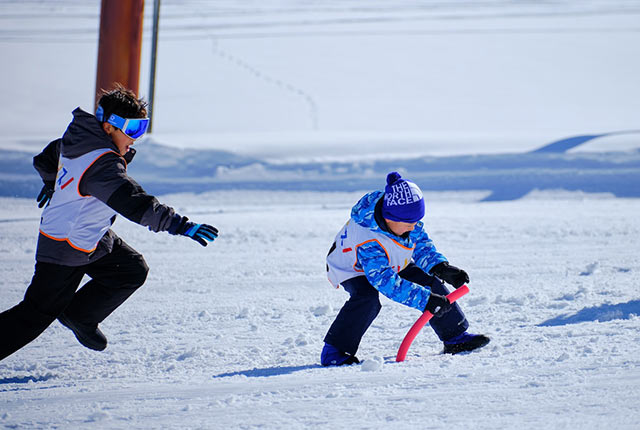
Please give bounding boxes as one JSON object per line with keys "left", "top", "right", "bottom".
{"left": 443, "top": 332, "right": 490, "bottom": 354}
{"left": 58, "top": 313, "right": 107, "bottom": 351}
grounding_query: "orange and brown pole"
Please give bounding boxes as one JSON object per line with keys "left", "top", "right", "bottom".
{"left": 94, "top": 0, "right": 145, "bottom": 108}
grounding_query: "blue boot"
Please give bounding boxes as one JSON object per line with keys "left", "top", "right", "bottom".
{"left": 321, "top": 343, "right": 360, "bottom": 366}
{"left": 443, "top": 332, "right": 490, "bottom": 354}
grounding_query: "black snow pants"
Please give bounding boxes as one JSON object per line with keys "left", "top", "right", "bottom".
{"left": 323, "top": 263, "right": 469, "bottom": 355}
{"left": 0, "top": 237, "right": 148, "bottom": 361}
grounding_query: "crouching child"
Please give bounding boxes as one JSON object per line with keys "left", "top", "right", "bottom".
{"left": 321, "top": 172, "right": 489, "bottom": 365}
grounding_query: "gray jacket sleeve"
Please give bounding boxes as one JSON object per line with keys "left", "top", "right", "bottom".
{"left": 80, "top": 152, "right": 180, "bottom": 232}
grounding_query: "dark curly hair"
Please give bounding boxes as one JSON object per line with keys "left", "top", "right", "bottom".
{"left": 96, "top": 83, "right": 148, "bottom": 122}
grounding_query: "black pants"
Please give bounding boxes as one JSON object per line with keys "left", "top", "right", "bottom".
{"left": 324, "top": 263, "right": 469, "bottom": 355}
{"left": 0, "top": 237, "right": 148, "bottom": 360}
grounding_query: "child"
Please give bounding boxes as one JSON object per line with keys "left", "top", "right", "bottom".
{"left": 0, "top": 85, "right": 218, "bottom": 361}
{"left": 322, "top": 172, "right": 489, "bottom": 365}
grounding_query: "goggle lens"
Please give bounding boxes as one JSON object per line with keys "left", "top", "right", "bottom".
{"left": 121, "top": 118, "right": 149, "bottom": 139}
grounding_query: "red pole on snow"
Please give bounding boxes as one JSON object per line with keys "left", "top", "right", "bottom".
{"left": 396, "top": 285, "right": 470, "bottom": 362}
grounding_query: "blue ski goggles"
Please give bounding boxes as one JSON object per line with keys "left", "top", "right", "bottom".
{"left": 96, "top": 105, "right": 150, "bottom": 140}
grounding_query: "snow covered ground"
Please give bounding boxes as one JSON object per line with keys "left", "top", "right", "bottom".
{"left": 1, "top": 0, "right": 640, "bottom": 428}
{"left": 1, "top": 191, "right": 639, "bottom": 428}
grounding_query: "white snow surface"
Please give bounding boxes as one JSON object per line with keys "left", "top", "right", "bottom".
{"left": 1, "top": 191, "right": 639, "bottom": 429}
{"left": 1, "top": 1, "right": 640, "bottom": 428}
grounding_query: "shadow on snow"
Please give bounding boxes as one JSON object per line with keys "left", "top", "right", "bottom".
{"left": 538, "top": 300, "right": 640, "bottom": 327}
{"left": 212, "top": 364, "right": 322, "bottom": 378}
{"left": 0, "top": 374, "right": 57, "bottom": 385}
{"left": 532, "top": 130, "right": 640, "bottom": 153}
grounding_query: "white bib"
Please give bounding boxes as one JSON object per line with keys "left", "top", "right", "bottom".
{"left": 327, "top": 219, "right": 415, "bottom": 287}
{"left": 39, "top": 148, "right": 120, "bottom": 253}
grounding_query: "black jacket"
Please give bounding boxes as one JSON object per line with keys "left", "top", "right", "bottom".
{"left": 33, "top": 108, "right": 180, "bottom": 266}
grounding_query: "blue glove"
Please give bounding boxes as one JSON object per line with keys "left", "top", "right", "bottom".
{"left": 169, "top": 216, "right": 218, "bottom": 246}
{"left": 182, "top": 222, "right": 218, "bottom": 246}
{"left": 37, "top": 182, "right": 54, "bottom": 208}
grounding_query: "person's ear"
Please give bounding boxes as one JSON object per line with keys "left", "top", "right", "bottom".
{"left": 102, "top": 122, "right": 115, "bottom": 135}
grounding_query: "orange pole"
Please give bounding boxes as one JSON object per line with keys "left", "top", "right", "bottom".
{"left": 95, "top": 0, "right": 145, "bottom": 107}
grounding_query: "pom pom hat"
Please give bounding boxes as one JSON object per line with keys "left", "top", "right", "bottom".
{"left": 381, "top": 172, "right": 425, "bottom": 223}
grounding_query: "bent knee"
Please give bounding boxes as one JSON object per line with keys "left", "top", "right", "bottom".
{"left": 372, "top": 298, "right": 382, "bottom": 316}
{"left": 129, "top": 255, "right": 149, "bottom": 287}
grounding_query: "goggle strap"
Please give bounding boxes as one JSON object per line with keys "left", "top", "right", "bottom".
{"left": 95, "top": 105, "right": 105, "bottom": 122}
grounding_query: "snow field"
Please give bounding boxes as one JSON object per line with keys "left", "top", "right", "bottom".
{"left": 1, "top": 190, "right": 639, "bottom": 429}
{"left": 1, "top": 0, "right": 640, "bottom": 428}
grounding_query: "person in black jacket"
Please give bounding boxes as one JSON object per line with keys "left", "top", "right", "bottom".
{"left": 0, "top": 85, "right": 218, "bottom": 361}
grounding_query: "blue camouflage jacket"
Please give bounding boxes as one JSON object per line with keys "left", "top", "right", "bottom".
{"left": 351, "top": 191, "right": 447, "bottom": 310}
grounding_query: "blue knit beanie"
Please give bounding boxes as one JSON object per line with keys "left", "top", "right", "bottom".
{"left": 381, "top": 172, "right": 425, "bottom": 223}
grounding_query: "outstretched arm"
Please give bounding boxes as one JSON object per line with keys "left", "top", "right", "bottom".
{"left": 81, "top": 153, "right": 218, "bottom": 245}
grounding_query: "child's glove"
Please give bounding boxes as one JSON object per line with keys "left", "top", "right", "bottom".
{"left": 431, "top": 262, "right": 469, "bottom": 289}
{"left": 169, "top": 215, "right": 218, "bottom": 247}
{"left": 36, "top": 181, "right": 55, "bottom": 208}
{"left": 424, "top": 293, "right": 451, "bottom": 317}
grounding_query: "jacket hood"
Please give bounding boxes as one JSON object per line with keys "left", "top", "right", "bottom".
{"left": 351, "top": 190, "right": 424, "bottom": 243}
{"left": 60, "top": 108, "right": 119, "bottom": 158}
{"left": 351, "top": 191, "right": 384, "bottom": 230}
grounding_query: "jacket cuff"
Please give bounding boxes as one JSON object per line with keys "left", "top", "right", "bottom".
{"left": 167, "top": 214, "right": 188, "bottom": 235}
